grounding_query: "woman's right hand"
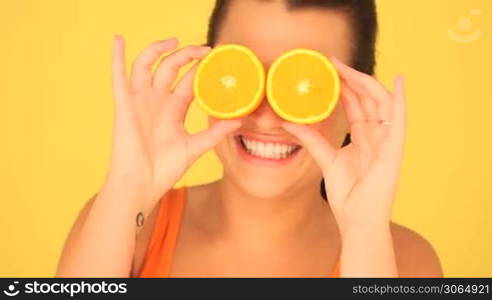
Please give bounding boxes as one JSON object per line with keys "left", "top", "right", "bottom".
{"left": 103, "top": 36, "right": 241, "bottom": 214}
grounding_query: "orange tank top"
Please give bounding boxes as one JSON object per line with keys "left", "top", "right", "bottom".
{"left": 138, "top": 187, "right": 340, "bottom": 277}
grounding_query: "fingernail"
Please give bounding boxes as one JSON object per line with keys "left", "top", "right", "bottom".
{"left": 396, "top": 74, "right": 405, "bottom": 84}
{"left": 281, "top": 121, "right": 293, "bottom": 129}
{"left": 226, "top": 119, "right": 242, "bottom": 130}
{"left": 331, "top": 56, "right": 343, "bottom": 65}
{"left": 161, "top": 37, "right": 179, "bottom": 44}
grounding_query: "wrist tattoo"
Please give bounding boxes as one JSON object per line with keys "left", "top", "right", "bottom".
{"left": 136, "top": 212, "right": 145, "bottom": 227}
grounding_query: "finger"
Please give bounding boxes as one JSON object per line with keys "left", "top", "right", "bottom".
{"left": 152, "top": 46, "right": 211, "bottom": 91}
{"left": 332, "top": 57, "right": 392, "bottom": 121}
{"left": 169, "top": 63, "right": 199, "bottom": 123}
{"left": 332, "top": 56, "right": 392, "bottom": 103}
{"left": 340, "top": 77, "right": 379, "bottom": 123}
{"left": 187, "top": 119, "right": 243, "bottom": 161}
{"left": 281, "top": 122, "right": 337, "bottom": 171}
{"left": 112, "top": 35, "right": 129, "bottom": 101}
{"left": 390, "top": 75, "right": 406, "bottom": 141}
{"left": 130, "top": 38, "right": 179, "bottom": 91}
{"left": 172, "top": 62, "right": 198, "bottom": 101}
{"left": 340, "top": 80, "right": 366, "bottom": 125}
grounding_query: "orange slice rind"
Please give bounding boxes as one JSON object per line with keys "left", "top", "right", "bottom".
{"left": 194, "top": 44, "right": 265, "bottom": 119}
{"left": 266, "top": 48, "right": 340, "bottom": 124}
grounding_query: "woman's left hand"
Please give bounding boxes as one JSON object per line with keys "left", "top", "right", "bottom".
{"left": 282, "top": 58, "right": 407, "bottom": 238}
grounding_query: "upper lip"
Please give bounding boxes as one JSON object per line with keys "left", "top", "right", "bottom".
{"left": 236, "top": 131, "right": 301, "bottom": 146}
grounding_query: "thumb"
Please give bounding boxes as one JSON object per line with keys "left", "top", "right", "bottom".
{"left": 281, "top": 122, "right": 337, "bottom": 171}
{"left": 187, "top": 119, "right": 242, "bottom": 160}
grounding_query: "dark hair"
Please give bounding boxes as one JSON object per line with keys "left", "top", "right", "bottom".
{"left": 206, "top": 0, "right": 378, "bottom": 201}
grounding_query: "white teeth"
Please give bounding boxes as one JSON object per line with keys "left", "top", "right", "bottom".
{"left": 240, "top": 136, "right": 299, "bottom": 160}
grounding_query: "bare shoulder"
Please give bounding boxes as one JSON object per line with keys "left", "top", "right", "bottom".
{"left": 131, "top": 183, "right": 217, "bottom": 277}
{"left": 390, "top": 221, "right": 443, "bottom": 277}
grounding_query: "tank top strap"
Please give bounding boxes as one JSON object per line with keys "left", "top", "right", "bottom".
{"left": 138, "top": 187, "right": 186, "bottom": 277}
{"left": 330, "top": 259, "right": 340, "bottom": 277}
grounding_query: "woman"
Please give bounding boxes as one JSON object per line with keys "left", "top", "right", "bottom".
{"left": 56, "top": 0, "right": 443, "bottom": 277}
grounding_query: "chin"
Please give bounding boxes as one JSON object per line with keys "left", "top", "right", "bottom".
{"left": 225, "top": 167, "right": 300, "bottom": 199}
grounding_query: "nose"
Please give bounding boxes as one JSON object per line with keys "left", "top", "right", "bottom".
{"left": 247, "top": 98, "right": 284, "bottom": 130}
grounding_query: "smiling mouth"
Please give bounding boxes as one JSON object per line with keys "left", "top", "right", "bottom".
{"left": 236, "top": 135, "right": 302, "bottom": 160}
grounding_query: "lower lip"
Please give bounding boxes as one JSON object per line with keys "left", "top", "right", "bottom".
{"left": 234, "top": 136, "right": 301, "bottom": 166}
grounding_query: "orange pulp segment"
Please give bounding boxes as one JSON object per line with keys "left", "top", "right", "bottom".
{"left": 266, "top": 49, "right": 340, "bottom": 124}
{"left": 194, "top": 44, "right": 265, "bottom": 119}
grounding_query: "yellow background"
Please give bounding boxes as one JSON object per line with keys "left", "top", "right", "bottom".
{"left": 1, "top": 0, "right": 491, "bottom": 277}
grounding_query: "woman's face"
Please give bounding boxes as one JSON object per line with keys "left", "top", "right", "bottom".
{"left": 211, "top": 0, "right": 352, "bottom": 199}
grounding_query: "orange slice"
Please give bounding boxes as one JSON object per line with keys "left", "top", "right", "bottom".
{"left": 194, "top": 44, "right": 265, "bottom": 119}
{"left": 266, "top": 49, "right": 340, "bottom": 124}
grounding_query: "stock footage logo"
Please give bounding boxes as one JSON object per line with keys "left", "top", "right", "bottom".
{"left": 2, "top": 280, "right": 128, "bottom": 298}
{"left": 3, "top": 281, "right": 20, "bottom": 297}
{"left": 447, "top": 9, "right": 483, "bottom": 43}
